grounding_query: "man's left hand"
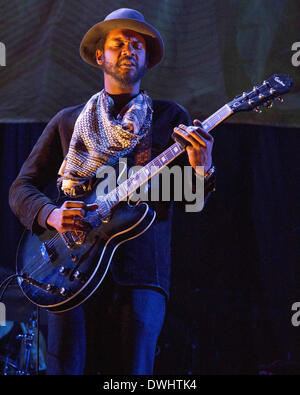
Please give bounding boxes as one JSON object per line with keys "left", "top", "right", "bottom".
{"left": 173, "top": 119, "right": 214, "bottom": 174}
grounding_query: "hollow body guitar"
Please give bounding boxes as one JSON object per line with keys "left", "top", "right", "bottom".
{"left": 17, "top": 173, "right": 156, "bottom": 313}
{"left": 16, "top": 74, "right": 292, "bottom": 312}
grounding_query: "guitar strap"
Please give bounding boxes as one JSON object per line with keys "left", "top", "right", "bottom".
{"left": 133, "top": 126, "right": 152, "bottom": 166}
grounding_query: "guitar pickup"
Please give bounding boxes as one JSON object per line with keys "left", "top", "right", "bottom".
{"left": 40, "top": 242, "right": 57, "bottom": 263}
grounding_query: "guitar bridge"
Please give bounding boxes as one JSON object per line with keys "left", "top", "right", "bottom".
{"left": 72, "top": 231, "right": 87, "bottom": 245}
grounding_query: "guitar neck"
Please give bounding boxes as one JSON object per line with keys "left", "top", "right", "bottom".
{"left": 201, "top": 104, "right": 233, "bottom": 132}
{"left": 103, "top": 104, "right": 233, "bottom": 209}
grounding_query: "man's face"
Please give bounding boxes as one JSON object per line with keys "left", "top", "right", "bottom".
{"left": 96, "top": 29, "right": 147, "bottom": 87}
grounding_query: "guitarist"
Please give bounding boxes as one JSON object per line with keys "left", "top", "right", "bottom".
{"left": 9, "top": 8, "right": 215, "bottom": 374}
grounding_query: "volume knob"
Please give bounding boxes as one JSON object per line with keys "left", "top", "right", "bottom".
{"left": 73, "top": 270, "right": 86, "bottom": 284}
{"left": 74, "top": 271, "right": 81, "bottom": 279}
{"left": 45, "top": 284, "right": 53, "bottom": 292}
{"left": 59, "top": 266, "right": 70, "bottom": 275}
{"left": 59, "top": 287, "right": 68, "bottom": 297}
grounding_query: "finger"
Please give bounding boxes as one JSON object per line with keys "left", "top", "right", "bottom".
{"left": 184, "top": 125, "right": 213, "bottom": 144}
{"left": 63, "top": 217, "right": 91, "bottom": 231}
{"left": 193, "top": 119, "right": 202, "bottom": 127}
{"left": 173, "top": 127, "right": 195, "bottom": 145}
{"left": 63, "top": 201, "right": 88, "bottom": 209}
{"left": 192, "top": 120, "right": 214, "bottom": 141}
{"left": 177, "top": 124, "right": 209, "bottom": 139}
{"left": 177, "top": 124, "right": 189, "bottom": 132}
{"left": 73, "top": 217, "right": 91, "bottom": 231}
{"left": 190, "top": 128, "right": 213, "bottom": 143}
{"left": 62, "top": 203, "right": 98, "bottom": 217}
{"left": 193, "top": 119, "right": 201, "bottom": 125}
{"left": 62, "top": 207, "right": 87, "bottom": 217}
{"left": 174, "top": 127, "right": 206, "bottom": 148}
{"left": 58, "top": 223, "right": 88, "bottom": 232}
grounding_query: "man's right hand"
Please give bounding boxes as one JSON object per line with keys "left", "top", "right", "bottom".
{"left": 46, "top": 201, "right": 98, "bottom": 233}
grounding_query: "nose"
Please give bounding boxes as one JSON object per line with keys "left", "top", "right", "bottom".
{"left": 121, "top": 41, "right": 135, "bottom": 56}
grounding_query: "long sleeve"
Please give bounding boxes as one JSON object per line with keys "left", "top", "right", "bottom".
{"left": 9, "top": 110, "right": 65, "bottom": 233}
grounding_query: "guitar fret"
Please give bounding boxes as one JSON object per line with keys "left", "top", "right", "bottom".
{"left": 100, "top": 105, "right": 232, "bottom": 210}
{"left": 115, "top": 144, "right": 184, "bottom": 201}
{"left": 202, "top": 104, "right": 232, "bottom": 131}
{"left": 171, "top": 144, "right": 181, "bottom": 156}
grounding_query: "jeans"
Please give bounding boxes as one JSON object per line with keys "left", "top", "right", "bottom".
{"left": 47, "top": 277, "right": 166, "bottom": 375}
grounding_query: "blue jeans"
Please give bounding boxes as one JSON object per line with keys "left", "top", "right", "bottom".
{"left": 47, "top": 280, "right": 166, "bottom": 375}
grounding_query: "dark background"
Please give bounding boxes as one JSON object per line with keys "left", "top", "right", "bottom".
{"left": 0, "top": 0, "right": 300, "bottom": 374}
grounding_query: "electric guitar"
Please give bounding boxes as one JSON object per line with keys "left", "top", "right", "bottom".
{"left": 16, "top": 74, "right": 293, "bottom": 312}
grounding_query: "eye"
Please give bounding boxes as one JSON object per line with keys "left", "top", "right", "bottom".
{"left": 132, "top": 42, "right": 143, "bottom": 50}
{"left": 109, "top": 40, "right": 123, "bottom": 48}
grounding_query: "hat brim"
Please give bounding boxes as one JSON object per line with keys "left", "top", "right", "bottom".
{"left": 80, "top": 18, "right": 164, "bottom": 69}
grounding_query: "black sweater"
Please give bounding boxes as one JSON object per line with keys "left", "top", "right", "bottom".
{"left": 9, "top": 99, "right": 207, "bottom": 298}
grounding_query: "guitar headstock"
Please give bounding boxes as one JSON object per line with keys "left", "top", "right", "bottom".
{"left": 228, "top": 74, "right": 293, "bottom": 113}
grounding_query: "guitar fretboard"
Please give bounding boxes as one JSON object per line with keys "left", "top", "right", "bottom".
{"left": 103, "top": 141, "right": 184, "bottom": 209}
{"left": 99, "top": 103, "right": 233, "bottom": 212}
{"left": 201, "top": 104, "right": 232, "bottom": 132}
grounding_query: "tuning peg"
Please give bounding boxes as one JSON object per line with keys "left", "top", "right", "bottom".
{"left": 253, "top": 86, "right": 259, "bottom": 93}
{"left": 269, "top": 88, "right": 276, "bottom": 95}
{"left": 263, "top": 80, "right": 270, "bottom": 87}
{"left": 242, "top": 92, "right": 248, "bottom": 99}
{"left": 276, "top": 96, "right": 284, "bottom": 103}
{"left": 247, "top": 99, "right": 254, "bottom": 107}
{"left": 253, "top": 107, "right": 262, "bottom": 113}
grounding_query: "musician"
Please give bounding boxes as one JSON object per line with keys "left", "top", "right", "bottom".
{"left": 9, "top": 8, "right": 215, "bottom": 374}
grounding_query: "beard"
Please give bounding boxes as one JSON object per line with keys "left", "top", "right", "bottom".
{"left": 101, "top": 56, "right": 147, "bottom": 87}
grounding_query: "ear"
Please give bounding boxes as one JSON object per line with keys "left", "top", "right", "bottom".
{"left": 95, "top": 49, "right": 104, "bottom": 66}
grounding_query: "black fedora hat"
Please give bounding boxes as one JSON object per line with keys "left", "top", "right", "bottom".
{"left": 80, "top": 8, "right": 164, "bottom": 69}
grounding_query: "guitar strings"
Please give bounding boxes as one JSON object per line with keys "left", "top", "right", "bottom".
{"left": 21, "top": 190, "right": 133, "bottom": 280}
{"left": 21, "top": 208, "right": 103, "bottom": 279}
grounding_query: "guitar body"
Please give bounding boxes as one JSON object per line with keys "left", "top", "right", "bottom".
{"left": 16, "top": 193, "right": 156, "bottom": 313}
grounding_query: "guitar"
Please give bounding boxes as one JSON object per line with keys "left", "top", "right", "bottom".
{"left": 16, "top": 74, "right": 293, "bottom": 313}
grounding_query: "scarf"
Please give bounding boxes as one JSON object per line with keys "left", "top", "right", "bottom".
{"left": 58, "top": 89, "right": 153, "bottom": 196}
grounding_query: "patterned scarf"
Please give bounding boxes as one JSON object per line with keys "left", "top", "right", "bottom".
{"left": 58, "top": 89, "right": 153, "bottom": 196}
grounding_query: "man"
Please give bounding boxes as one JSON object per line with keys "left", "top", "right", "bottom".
{"left": 9, "top": 8, "right": 214, "bottom": 374}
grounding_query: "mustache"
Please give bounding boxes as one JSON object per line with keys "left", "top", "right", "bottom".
{"left": 118, "top": 56, "right": 137, "bottom": 66}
